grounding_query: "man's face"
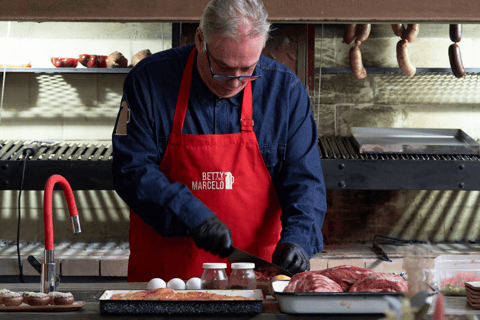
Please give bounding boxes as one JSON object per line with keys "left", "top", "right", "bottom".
{"left": 198, "top": 31, "right": 264, "bottom": 98}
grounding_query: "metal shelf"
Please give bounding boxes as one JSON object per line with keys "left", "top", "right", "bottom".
{"left": 0, "top": 68, "right": 132, "bottom": 74}
{"left": 317, "top": 67, "right": 480, "bottom": 75}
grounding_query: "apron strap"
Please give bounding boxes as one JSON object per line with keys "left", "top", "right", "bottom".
{"left": 240, "top": 82, "right": 253, "bottom": 132}
{"left": 172, "top": 47, "right": 197, "bottom": 134}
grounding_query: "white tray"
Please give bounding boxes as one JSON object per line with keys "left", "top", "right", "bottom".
{"left": 272, "top": 280, "right": 403, "bottom": 314}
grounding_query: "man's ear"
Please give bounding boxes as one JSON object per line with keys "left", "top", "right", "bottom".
{"left": 195, "top": 27, "right": 204, "bottom": 52}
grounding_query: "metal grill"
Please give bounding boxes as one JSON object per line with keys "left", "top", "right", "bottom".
{"left": 0, "top": 141, "right": 113, "bottom": 191}
{"left": 1, "top": 138, "right": 480, "bottom": 191}
{"left": 0, "top": 140, "right": 112, "bottom": 162}
{"left": 317, "top": 136, "right": 480, "bottom": 162}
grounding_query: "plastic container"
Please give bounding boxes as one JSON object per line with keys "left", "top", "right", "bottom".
{"left": 228, "top": 263, "right": 256, "bottom": 289}
{"left": 201, "top": 263, "right": 228, "bottom": 289}
{"left": 433, "top": 255, "right": 480, "bottom": 296}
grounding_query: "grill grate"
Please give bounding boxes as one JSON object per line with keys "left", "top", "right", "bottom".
{"left": 0, "top": 141, "right": 112, "bottom": 162}
{"left": 1, "top": 139, "right": 479, "bottom": 162}
{"left": 317, "top": 136, "right": 480, "bottom": 161}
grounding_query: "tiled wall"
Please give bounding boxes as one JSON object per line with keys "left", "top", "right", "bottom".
{"left": 0, "top": 22, "right": 479, "bottom": 247}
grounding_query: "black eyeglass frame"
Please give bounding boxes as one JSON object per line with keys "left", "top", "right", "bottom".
{"left": 204, "top": 41, "right": 261, "bottom": 82}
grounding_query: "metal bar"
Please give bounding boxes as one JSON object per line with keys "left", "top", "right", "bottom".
{"left": 71, "top": 144, "right": 88, "bottom": 161}
{"left": 32, "top": 146, "right": 49, "bottom": 160}
{"left": 343, "top": 137, "right": 359, "bottom": 160}
{"left": 81, "top": 144, "right": 96, "bottom": 161}
{"left": 335, "top": 136, "right": 350, "bottom": 159}
{"left": 325, "top": 136, "right": 340, "bottom": 159}
{"left": 318, "top": 137, "right": 331, "bottom": 159}
{"left": 102, "top": 145, "right": 113, "bottom": 161}
{"left": 91, "top": 145, "right": 106, "bottom": 161}
{"left": 49, "top": 144, "right": 68, "bottom": 161}
{"left": 60, "top": 143, "right": 78, "bottom": 160}
{"left": 1, "top": 141, "right": 23, "bottom": 160}
{"left": 43, "top": 145, "right": 60, "bottom": 160}
{"left": 0, "top": 140, "right": 14, "bottom": 159}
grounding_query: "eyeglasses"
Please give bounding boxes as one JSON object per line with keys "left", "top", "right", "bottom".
{"left": 204, "top": 42, "right": 261, "bottom": 82}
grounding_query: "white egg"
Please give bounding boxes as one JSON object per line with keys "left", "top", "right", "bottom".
{"left": 167, "top": 278, "right": 186, "bottom": 290}
{"left": 186, "top": 277, "right": 202, "bottom": 290}
{"left": 147, "top": 278, "right": 166, "bottom": 290}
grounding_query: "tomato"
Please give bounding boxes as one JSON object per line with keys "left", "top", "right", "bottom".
{"left": 78, "top": 54, "right": 90, "bottom": 67}
{"left": 87, "top": 55, "right": 99, "bottom": 68}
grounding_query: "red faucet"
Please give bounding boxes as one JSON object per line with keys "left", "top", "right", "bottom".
{"left": 41, "top": 174, "right": 81, "bottom": 293}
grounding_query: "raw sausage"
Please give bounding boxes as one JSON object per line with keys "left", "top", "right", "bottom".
{"left": 401, "top": 24, "right": 420, "bottom": 43}
{"left": 343, "top": 24, "right": 357, "bottom": 45}
{"left": 449, "top": 43, "right": 466, "bottom": 78}
{"left": 396, "top": 39, "right": 416, "bottom": 77}
{"left": 349, "top": 45, "right": 367, "bottom": 79}
{"left": 449, "top": 24, "right": 462, "bottom": 43}
{"left": 355, "top": 24, "right": 371, "bottom": 43}
{"left": 391, "top": 24, "right": 405, "bottom": 37}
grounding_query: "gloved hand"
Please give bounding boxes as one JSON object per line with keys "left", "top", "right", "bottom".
{"left": 272, "top": 243, "right": 310, "bottom": 275}
{"left": 191, "top": 216, "right": 233, "bottom": 258}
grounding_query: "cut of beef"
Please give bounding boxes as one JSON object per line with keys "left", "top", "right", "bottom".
{"left": 284, "top": 271, "right": 343, "bottom": 293}
{"left": 318, "top": 265, "right": 375, "bottom": 291}
{"left": 349, "top": 272, "right": 408, "bottom": 293}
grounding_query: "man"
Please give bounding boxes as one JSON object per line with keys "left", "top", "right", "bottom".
{"left": 112, "top": 0, "right": 326, "bottom": 282}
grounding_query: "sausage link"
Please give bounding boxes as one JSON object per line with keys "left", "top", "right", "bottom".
{"left": 396, "top": 39, "right": 416, "bottom": 77}
{"left": 349, "top": 45, "right": 367, "bottom": 80}
{"left": 391, "top": 24, "right": 405, "bottom": 37}
{"left": 401, "top": 24, "right": 420, "bottom": 43}
{"left": 448, "top": 43, "right": 466, "bottom": 78}
{"left": 449, "top": 24, "right": 462, "bottom": 43}
{"left": 343, "top": 24, "right": 357, "bottom": 45}
{"left": 355, "top": 24, "right": 371, "bottom": 43}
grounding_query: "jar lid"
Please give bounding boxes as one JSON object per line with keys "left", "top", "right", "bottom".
{"left": 202, "top": 263, "right": 227, "bottom": 269}
{"left": 231, "top": 262, "right": 255, "bottom": 269}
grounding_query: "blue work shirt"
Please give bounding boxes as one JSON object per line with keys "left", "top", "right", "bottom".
{"left": 112, "top": 44, "right": 327, "bottom": 257}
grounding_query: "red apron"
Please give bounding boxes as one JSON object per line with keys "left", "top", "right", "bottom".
{"left": 128, "top": 47, "right": 282, "bottom": 282}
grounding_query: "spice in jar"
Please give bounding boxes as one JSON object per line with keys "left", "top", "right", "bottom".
{"left": 201, "top": 263, "right": 228, "bottom": 289}
{"left": 228, "top": 262, "right": 256, "bottom": 289}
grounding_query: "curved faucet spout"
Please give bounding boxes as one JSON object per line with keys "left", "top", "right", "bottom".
{"left": 43, "top": 174, "right": 81, "bottom": 251}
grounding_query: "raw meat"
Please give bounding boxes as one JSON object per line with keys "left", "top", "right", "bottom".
{"left": 318, "top": 265, "right": 375, "bottom": 291}
{"left": 284, "top": 271, "right": 343, "bottom": 293}
{"left": 349, "top": 272, "right": 408, "bottom": 293}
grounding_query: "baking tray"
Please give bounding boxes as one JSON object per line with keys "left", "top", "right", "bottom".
{"left": 272, "top": 280, "right": 433, "bottom": 314}
{"left": 351, "top": 127, "right": 479, "bottom": 155}
{"left": 99, "top": 289, "right": 263, "bottom": 315}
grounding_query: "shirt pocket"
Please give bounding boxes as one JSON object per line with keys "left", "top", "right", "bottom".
{"left": 259, "top": 144, "right": 286, "bottom": 170}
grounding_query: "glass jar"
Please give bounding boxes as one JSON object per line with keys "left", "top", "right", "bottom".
{"left": 228, "top": 262, "right": 256, "bottom": 289}
{"left": 201, "top": 263, "right": 228, "bottom": 289}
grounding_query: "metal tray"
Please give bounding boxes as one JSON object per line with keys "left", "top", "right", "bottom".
{"left": 351, "top": 127, "right": 479, "bottom": 155}
{"left": 272, "top": 280, "right": 407, "bottom": 314}
{"left": 99, "top": 289, "right": 263, "bottom": 315}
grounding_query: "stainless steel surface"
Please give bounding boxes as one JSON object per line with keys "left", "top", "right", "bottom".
{"left": 352, "top": 127, "right": 479, "bottom": 155}
{"left": 40, "top": 262, "right": 56, "bottom": 293}
{"left": 227, "top": 247, "right": 292, "bottom": 277}
{"left": 71, "top": 215, "right": 81, "bottom": 234}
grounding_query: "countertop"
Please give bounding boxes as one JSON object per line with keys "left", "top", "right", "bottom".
{"left": 0, "top": 283, "right": 479, "bottom": 319}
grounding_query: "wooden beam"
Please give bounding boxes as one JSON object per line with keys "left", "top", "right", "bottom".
{"left": 0, "top": 0, "right": 479, "bottom": 23}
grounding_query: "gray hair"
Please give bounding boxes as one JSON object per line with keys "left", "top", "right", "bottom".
{"left": 200, "top": 0, "right": 271, "bottom": 46}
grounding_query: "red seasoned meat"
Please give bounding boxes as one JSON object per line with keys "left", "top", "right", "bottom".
{"left": 318, "top": 265, "right": 375, "bottom": 291}
{"left": 284, "top": 271, "right": 343, "bottom": 293}
{"left": 349, "top": 272, "right": 408, "bottom": 293}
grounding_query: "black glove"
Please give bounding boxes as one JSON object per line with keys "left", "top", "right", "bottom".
{"left": 191, "top": 216, "right": 233, "bottom": 258}
{"left": 272, "top": 243, "right": 310, "bottom": 275}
